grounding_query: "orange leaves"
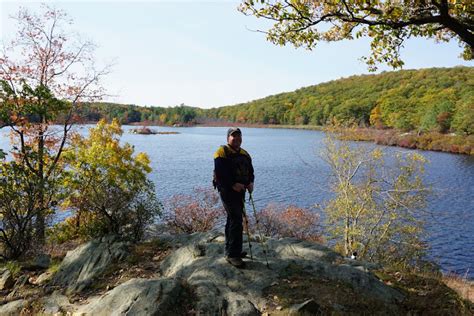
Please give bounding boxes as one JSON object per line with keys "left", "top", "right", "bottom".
{"left": 163, "top": 188, "right": 225, "bottom": 234}
{"left": 2, "top": 5, "right": 106, "bottom": 104}
{"left": 255, "top": 204, "right": 323, "bottom": 243}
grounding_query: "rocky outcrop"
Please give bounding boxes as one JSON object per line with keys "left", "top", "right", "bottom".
{"left": 0, "top": 269, "right": 14, "bottom": 291}
{"left": 32, "top": 254, "right": 51, "bottom": 270}
{"left": 33, "top": 271, "right": 53, "bottom": 286}
{"left": 75, "top": 278, "right": 185, "bottom": 315}
{"left": 0, "top": 299, "right": 28, "bottom": 316}
{"left": 287, "top": 299, "right": 322, "bottom": 315}
{"left": 3, "top": 231, "right": 412, "bottom": 315}
{"left": 270, "top": 238, "right": 400, "bottom": 303}
{"left": 159, "top": 231, "right": 404, "bottom": 315}
{"left": 41, "top": 292, "right": 75, "bottom": 315}
{"left": 50, "top": 235, "right": 129, "bottom": 294}
{"left": 7, "top": 274, "right": 29, "bottom": 299}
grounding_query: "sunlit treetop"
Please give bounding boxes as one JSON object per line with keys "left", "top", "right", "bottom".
{"left": 239, "top": 0, "right": 473, "bottom": 71}
{"left": 0, "top": 4, "right": 109, "bottom": 106}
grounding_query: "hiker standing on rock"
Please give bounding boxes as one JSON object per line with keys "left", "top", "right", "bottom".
{"left": 213, "top": 127, "right": 254, "bottom": 268}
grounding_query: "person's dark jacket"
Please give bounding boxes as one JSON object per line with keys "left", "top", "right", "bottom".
{"left": 213, "top": 145, "right": 254, "bottom": 191}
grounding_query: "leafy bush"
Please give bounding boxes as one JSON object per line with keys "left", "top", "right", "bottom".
{"left": 397, "top": 135, "right": 417, "bottom": 149}
{"left": 47, "top": 217, "right": 81, "bottom": 245}
{"left": 0, "top": 160, "right": 61, "bottom": 259}
{"left": 47, "top": 212, "right": 106, "bottom": 244}
{"left": 163, "top": 188, "right": 225, "bottom": 233}
{"left": 323, "top": 132, "right": 431, "bottom": 270}
{"left": 62, "top": 119, "right": 161, "bottom": 241}
{"left": 253, "top": 204, "right": 322, "bottom": 243}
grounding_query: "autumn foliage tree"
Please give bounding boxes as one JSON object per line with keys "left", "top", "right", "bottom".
{"left": 0, "top": 5, "right": 108, "bottom": 246}
{"left": 322, "top": 130, "right": 431, "bottom": 270}
{"left": 239, "top": 0, "right": 473, "bottom": 70}
{"left": 61, "top": 119, "right": 160, "bottom": 241}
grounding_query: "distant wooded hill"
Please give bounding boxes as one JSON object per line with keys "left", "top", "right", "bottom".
{"left": 81, "top": 67, "right": 473, "bottom": 135}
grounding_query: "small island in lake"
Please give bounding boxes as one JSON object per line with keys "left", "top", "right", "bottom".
{"left": 130, "top": 127, "right": 180, "bottom": 135}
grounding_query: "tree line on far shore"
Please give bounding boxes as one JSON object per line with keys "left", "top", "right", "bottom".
{"left": 78, "top": 67, "right": 473, "bottom": 135}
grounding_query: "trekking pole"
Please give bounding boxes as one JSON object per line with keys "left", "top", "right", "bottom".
{"left": 248, "top": 191, "right": 270, "bottom": 268}
{"left": 242, "top": 198, "right": 253, "bottom": 260}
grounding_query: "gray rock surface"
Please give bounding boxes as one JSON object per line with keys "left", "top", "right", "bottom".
{"left": 75, "top": 278, "right": 184, "bottom": 316}
{"left": 271, "top": 238, "right": 404, "bottom": 303}
{"left": 13, "top": 274, "right": 29, "bottom": 288}
{"left": 50, "top": 235, "right": 129, "bottom": 294}
{"left": 33, "top": 231, "right": 406, "bottom": 315}
{"left": 7, "top": 274, "right": 29, "bottom": 299}
{"left": 34, "top": 271, "right": 53, "bottom": 285}
{"left": 0, "top": 299, "right": 28, "bottom": 315}
{"left": 159, "top": 231, "right": 404, "bottom": 315}
{"left": 33, "top": 253, "right": 51, "bottom": 269}
{"left": 41, "top": 292, "right": 75, "bottom": 315}
{"left": 287, "top": 299, "right": 322, "bottom": 315}
{"left": 0, "top": 269, "right": 14, "bottom": 290}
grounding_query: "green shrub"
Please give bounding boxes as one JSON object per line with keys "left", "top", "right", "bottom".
{"left": 5, "top": 261, "right": 21, "bottom": 277}
{"left": 63, "top": 120, "right": 161, "bottom": 242}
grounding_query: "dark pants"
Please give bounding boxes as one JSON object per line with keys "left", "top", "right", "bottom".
{"left": 219, "top": 188, "right": 245, "bottom": 258}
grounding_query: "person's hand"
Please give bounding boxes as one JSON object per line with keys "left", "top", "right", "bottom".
{"left": 232, "top": 183, "right": 246, "bottom": 192}
{"left": 246, "top": 182, "right": 254, "bottom": 193}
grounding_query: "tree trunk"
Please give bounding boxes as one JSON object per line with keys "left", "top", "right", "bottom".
{"left": 35, "top": 117, "right": 46, "bottom": 244}
{"left": 344, "top": 218, "right": 350, "bottom": 256}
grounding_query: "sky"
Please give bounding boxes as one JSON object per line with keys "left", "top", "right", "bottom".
{"left": 1, "top": 0, "right": 472, "bottom": 109}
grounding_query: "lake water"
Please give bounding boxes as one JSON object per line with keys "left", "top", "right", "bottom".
{"left": 1, "top": 125, "right": 473, "bottom": 279}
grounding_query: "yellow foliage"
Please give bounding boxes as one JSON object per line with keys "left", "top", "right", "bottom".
{"left": 322, "top": 131, "right": 430, "bottom": 269}
{"left": 61, "top": 120, "right": 159, "bottom": 240}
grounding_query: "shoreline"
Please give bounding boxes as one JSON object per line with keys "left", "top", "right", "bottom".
{"left": 68, "top": 121, "right": 474, "bottom": 156}
{"left": 134, "top": 122, "right": 473, "bottom": 155}
{"left": 336, "top": 128, "right": 473, "bottom": 156}
{"left": 198, "top": 124, "right": 473, "bottom": 156}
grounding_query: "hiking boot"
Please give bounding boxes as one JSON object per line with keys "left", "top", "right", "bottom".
{"left": 225, "top": 252, "right": 248, "bottom": 259}
{"left": 226, "top": 256, "right": 245, "bottom": 268}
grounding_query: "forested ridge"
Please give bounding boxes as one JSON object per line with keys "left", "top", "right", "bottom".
{"left": 80, "top": 67, "right": 473, "bottom": 135}
{"left": 77, "top": 102, "right": 204, "bottom": 126}
{"left": 207, "top": 67, "right": 473, "bottom": 134}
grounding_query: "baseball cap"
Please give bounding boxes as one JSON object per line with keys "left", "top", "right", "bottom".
{"left": 227, "top": 127, "right": 241, "bottom": 137}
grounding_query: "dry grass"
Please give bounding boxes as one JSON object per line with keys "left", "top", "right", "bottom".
{"left": 375, "top": 270, "right": 474, "bottom": 315}
{"left": 443, "top": 272, "right": 474, "bottom": 303}
{"left": 261, "top": 264, "right": 474, "bottom": 315}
